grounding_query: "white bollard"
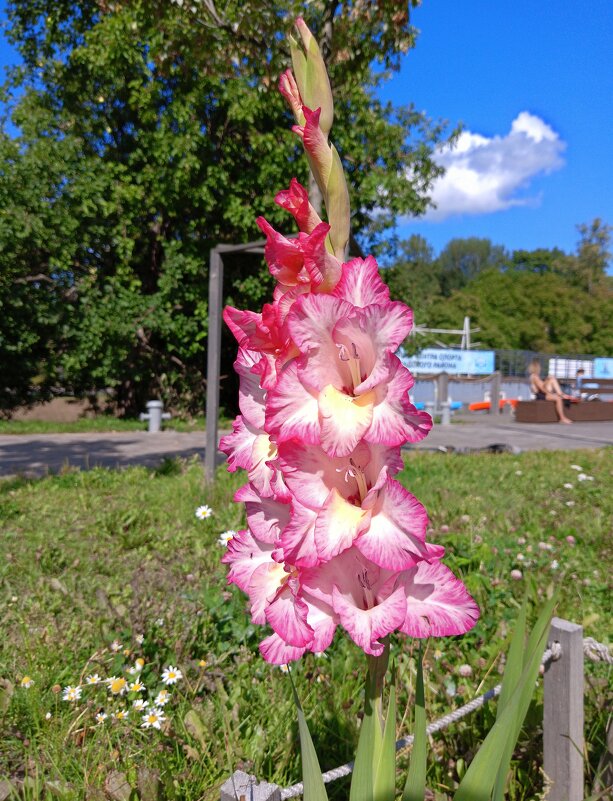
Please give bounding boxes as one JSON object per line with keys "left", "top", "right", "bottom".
{"left": 440, "top": 400, "right": 451, "bottom": 426}
{"left": 139, "top": 400, "right": 171, "bottom": 433}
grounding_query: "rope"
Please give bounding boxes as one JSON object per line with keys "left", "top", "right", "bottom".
{"left": 583, "top": 637, "right": 613, "bottom": 664}
{"left": 279, "top": 638, "right": 612, "bottom": 800}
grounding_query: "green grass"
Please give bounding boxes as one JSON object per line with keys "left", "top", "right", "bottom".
{"left": 0, "top": 416, "right": 232, "bottom": 435}
{"left": 1, "top": 450, "right": 611, "bottom": 799}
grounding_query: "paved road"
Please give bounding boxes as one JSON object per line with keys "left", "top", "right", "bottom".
{"left": 0, "top": 417, "right": 612, "bottom": 478}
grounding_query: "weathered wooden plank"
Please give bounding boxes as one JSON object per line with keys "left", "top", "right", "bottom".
{"left": 543, "top": 617, "right": 584, "bottom": 801}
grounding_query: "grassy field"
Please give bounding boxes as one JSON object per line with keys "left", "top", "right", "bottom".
{"left": 1, "top": 449, "right": 611, "bottom": 799}
{"left": 0, "top": 416, "right": 220, "bottom": 435}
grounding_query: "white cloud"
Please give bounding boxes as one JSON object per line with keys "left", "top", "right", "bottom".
{"left": 422, "top": 112, "right": 566, "bottom": 220}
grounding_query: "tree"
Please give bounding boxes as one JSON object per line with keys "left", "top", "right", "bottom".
{"left": 436, "top": 237, "right": 508, "bottom": 296}
{"left": 0, "top": 0, "right": 451, "bottom": 414}
{"left": 570, "top": 218, "right": 611, "bottom": 295}
{"left": 382, "top": 234, "right": 442, "bottom": 329}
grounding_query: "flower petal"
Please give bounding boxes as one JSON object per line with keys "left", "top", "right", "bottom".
{"left": 332, "top": 255, "right": 390, "bottom": 307}
{"left": 266, "top": 583, "right": 314, "bottom": 647}
{"left": 357, "top": 476, "right": 429, "bottom": 571}
{"left": 314, "top": 488, "right": 370, "bottom": 561}
{"left": 265, "top": 360, "right": 320, "bottom": 445}
{"left": 332, "top": 584, "right": 406, "bottom": 656}
{"left": 235, "top": 483, "right": 291, "bottom": 544}
{"left": 395, "top": 561, "right": 480, "bottom": 638}
{"left": 318, "top": 384, "right": 375, "bottom": 457}
{"left": 259, "top": 632, "right": 306, "bottom": 665}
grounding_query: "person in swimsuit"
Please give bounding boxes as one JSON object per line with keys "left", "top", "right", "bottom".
{"left": 528, "top": 360, "right": 573, "bottom": 424}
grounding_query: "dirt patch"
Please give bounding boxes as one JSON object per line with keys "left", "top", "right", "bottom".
{"left": 12, "top": 397, "right": 98, "bottom": 422}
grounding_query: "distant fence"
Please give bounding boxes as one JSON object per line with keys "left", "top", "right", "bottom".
{"left": 220, "top": 619, "right": 613, "bottom": 801}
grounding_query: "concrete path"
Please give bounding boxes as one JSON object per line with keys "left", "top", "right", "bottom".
{"left": 0, "top": 417, "right": 612, "bottom": 478}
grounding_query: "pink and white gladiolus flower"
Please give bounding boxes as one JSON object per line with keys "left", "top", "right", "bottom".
{"left": 220, "top": 19, "right": 478, "bottom": 664}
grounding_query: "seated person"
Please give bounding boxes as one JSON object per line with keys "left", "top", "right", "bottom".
{"left": 528, "top": 360, "right": 573, "bottom": 424}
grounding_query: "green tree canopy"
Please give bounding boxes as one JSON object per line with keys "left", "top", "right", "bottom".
{"left": 0, "top": 0, "right": 451, "bottom": 414}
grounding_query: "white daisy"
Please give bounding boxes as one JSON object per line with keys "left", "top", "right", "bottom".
{"left": 218, "top": 530, "right": 236, "bottom": 546}
{"left": 279, "top": 664, "right": 290, "bottom": 674}
{"left": 135, "top": 634, "right": 144, "bottom": 645}
{"left": 129, "top": 680, "right": 145, "bottom": 693}
{"left": 161, "top": 665, "right": 182, "bottom": 685}
{"left": 141, "top": 708, "right": 165, "bottom": 730}
{"left": 107, "top": 676, "right": 128, "bottom": 696}
{"left": 20, "top": 676, "right": 34, "bottom": 689}
{"left": 62, "top": 686, "right": 82, "bottom": 702}
{"left": 155, "top": 689, "right": 170, "bottom": 706}
{"left": 95, "top": 711, "right": 108, "bottom": 725}
{"left": 132, "top": 699, "right": 148, "bottom": 711}
{"left": 563, "top": 483, "right": 574, "bottom": 489}
{"left": 570, "top": 464, "right": 583, "bottom": 471}
{"left": 113, "top": 708, "right": 129, "bottom": 721}
{"left": 550, "top": 560, "right": 559, "bottom": 571}
{"left": 195, "top": 505, "right": 213, "bottom": 520}
{"left": 85, "top": 673, "right": 101, "bottom": 685}
{"left": 109, "top": 640, "right": 123, "bottom": 653}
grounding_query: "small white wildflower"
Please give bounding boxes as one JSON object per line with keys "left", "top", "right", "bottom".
{"left": 510, "top": 569, "right": 523, "bottom": 581}
{"left": 109, "top": 640, "right": 123, "bottom": 653}
{"left": 195, "top": 505, "right": 213, "bottom": 520}
{"left": 218, "top": 530, "right": 236, "bottom": 546}
{"left": 85, "top": 673, "right": 101, "bottom": 685}
{"left": 129, "top": 680, "right": 145, "bottom": 693}
{"left": 135, "top": 634, "right": 144, "bottom": 645}
{"left": 132, "top": 699, "right": 148, "bottom": 711}
{"left": 515, "top": 470, "right": 523, "bottom": 476}
{"left": 457, "top": 664, "right": 473, "bottom": 678}
{"left": 516, "top": 553, "right": 525, "bottom": 562}
{"left": 549, "top": 510, "right": 557, "bottom": 516}
{"left": 517, "top": 536, "right": 526, "bottom": 545}
{"left": 279, "top": 664, "right": 290, "bottom": 674}
{"left": 433, "top": 648, "right": 443, "bottom": 661}
{"left": 570, "top": 464, "right": 582, "bottom": 471}
{"left": 95, "top": 711, "right": 108, "bottom": 725}
{"left": 20, "top": 676, "right": 34, "bottom": 689}
{"left": 107, "top": 676, "right": 128, "bottom": 696}
{"left": 113, "top": 708, "right": 129, "bottom": 721}
{"left": 460, "top": 514, "right": 470, "bottom": 523}
{"left": 538, "top": 541, "right": 553, "bottom": 551}
{"left": 62, "top": 686, "right": 82, "bottom": 702}
{"left": 141, "top": 708, "right": 165, "bottom": 730}
{"left": 155, "top": 618, "right": 164, "bottom": 627}
{"left": 563, "top": 483, "right": 574, "bottom": 489}
{"left": 161, "top": 666, "right": 182, "bottom": 685}
{"left": 550, "top": 560, "right": 559, "bottom": 571}
{"left": 566, "top": 500, "right": 575, "bottom": 507}
{"left": 45, "top": 712, "right": 52, "bottom": 720}
{"left": 155, "top": 689, "right": 170, "bottom": 706}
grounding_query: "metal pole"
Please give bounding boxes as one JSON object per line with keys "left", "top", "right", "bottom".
{"left": 205, "top": 248, "right": 224, "bottom": 483}
{"left": 543, "top": 618, "right": 584, "bottom": 801}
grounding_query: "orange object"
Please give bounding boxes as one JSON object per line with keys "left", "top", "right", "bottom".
{"left": 468, "top": 399, "right": 519, "bottom": 412}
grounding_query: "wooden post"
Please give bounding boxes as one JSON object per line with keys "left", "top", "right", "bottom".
{"left": 220, "top": 770, "right": 281, "bottom": 801}
{"left": 205, "top": 248, "right": 224, "bottom": 484}
{"left": 543, "top": 617, "right": 584, "bottom": 801}
{"left": 489, "top": 371, "right": 501, "bottom": 415}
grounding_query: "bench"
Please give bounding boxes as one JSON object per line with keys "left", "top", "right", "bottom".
{"left": 515, "top": 400, "right": 613, "bottom": 423}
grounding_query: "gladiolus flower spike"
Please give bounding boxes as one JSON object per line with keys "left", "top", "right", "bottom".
{"left": 220, "top": 19, "right": 479, "bottom": 665}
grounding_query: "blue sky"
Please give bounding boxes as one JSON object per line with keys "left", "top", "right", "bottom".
{"left": 382, "top": 0, "right": 613, "bottom": 256}
{"left": 0, "top": 2, "right": 611, "bottom": 259}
